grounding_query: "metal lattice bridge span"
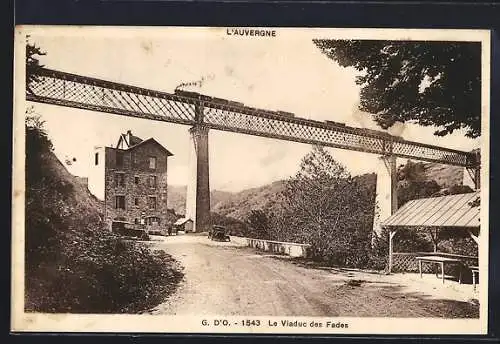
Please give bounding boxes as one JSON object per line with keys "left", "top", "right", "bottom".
{"left": 26, "top": 67, "right": 481, "bottom": 231}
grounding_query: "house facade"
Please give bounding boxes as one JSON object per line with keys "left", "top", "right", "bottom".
{"left": 88, "top": 130, "right": 173, "bottom": 233}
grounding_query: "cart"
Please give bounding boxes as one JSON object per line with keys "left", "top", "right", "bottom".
{"left": 208, "top": 225, "right": 231, "bottom": 241}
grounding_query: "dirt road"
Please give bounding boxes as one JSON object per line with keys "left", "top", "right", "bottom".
{"left": 148, "top": 235, "right": 478, "bottom": 318}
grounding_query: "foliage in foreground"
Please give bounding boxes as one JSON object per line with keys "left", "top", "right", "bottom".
{"left": 259, "top": 146, "right": 378, "bottom": 268}
{"left": 313, "top": 39, "right": 481, "bottom": 138}
{"left": 25, "top": 116, "right": 183, "bottom": 313}
{"left": 240, "top": 149, "right": 479, "bottom": 271}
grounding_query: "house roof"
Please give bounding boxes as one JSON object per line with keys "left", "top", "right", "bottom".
{"left": 117, "top": 131, "right": 143, "bottom": 148}
{"left": 128, "top": 138, "right": 174, "bottom": 156}
{"left": 115, "top": 131, "right": 173, "bottom": 156}
{"left": 381, "top": 191, "right": 480, "bottom": 229}
{"left": 174, "top": 217, "right": 192, "bottom": 225}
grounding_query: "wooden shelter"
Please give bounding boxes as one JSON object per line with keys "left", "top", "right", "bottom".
{"left": 174, "top": 217, "right": 194, "bottom": 233}
{"left": 381, "top": 191, "right": 480, "bottom": 274}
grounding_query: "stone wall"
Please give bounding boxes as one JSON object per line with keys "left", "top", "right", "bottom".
{"left": 246, "top": 238, "right": 311, "bottom": 258}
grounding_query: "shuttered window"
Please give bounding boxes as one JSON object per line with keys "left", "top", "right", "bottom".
{"left": 149, "top": 156, "right": 157, "bottom": 169}
{"left": 115, "top": 196, "right": 125, "bottom": 209}
{"left": 116, "top": 151, "right": 124, "bottom": 168}
{"left": 115, "top": 173, "right": 125, "bottom": 187}
{"left": 148, "top": 196, "right": 157, "bottom": 210}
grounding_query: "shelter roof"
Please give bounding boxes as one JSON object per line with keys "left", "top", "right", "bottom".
{"left": 381, "top": 191, "right": 480, "bottom": 229}
{"left": 174, "top": 218, "right": 192, "bottom": 225}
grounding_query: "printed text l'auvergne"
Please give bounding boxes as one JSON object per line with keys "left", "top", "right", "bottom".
{"left": 226, "top": 28, "right": 277, "bottom": 37}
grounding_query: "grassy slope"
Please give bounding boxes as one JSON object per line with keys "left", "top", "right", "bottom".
{"left": 47, "top": 151, "right": 104, "bottom": 216}
{"left": 423, "top": 163, "right": 463, "bottom": 188}
{"left": 25, "top": 130, "right": 184, "bottom": 313}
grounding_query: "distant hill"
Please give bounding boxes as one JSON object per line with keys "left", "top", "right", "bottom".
{"left": 212, "top": 180, "right": 286, "bottom": 221}
{"left": 422, "top": 162, "right": 463, "bottom": 188}
{"left": 167, "top": 185, "right": 234, "bottom": 216}
{"left": 168, "top": 181, "right": 286, "bottom": 221}
{"left": 167, "top": 185, "right": 187, "bottom": 215}
{"left": 167, "top": 162, "right": 465, "bottom": 221}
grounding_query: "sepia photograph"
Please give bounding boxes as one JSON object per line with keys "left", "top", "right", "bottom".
{"left": 12, "top": 26, "right": 490, "bottom": 334}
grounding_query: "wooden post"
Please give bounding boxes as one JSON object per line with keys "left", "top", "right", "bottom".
{"left": 467, "top": 229, "right": 480, "bottom": 282}
{"left": 388, "top": 229, "right": 397, "bottom": 273}
{"left": 429, "top": 228, "right": 439, "bottom": 252}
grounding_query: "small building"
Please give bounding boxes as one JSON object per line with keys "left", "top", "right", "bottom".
{"left": 174, "top": 218, "right": 194, "bottom": 233}
{"left": 88, "top": 130, "right": 174, "bottom": 233}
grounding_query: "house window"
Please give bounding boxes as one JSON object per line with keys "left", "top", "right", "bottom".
{"left": 134, "top": 197, "right": 139, "bottom": 206}
{"left": 148, "top": 196, "right": 157, "bottom": 210}
{"left": 116, "top": 151, "right": 124, "bottom": 168}
{"left": 94, "top": 152, "right": 99, "bottom": 165}
{"left": 149, "top": 156, "right": 157, "bottom": 169}
{"left": 148, "top": 175, "right": 157, "bottom": 188}
{"left": 115, "top": 173, "right": 125, "bottom": 187}
{"left": 132, "top": 152, "right": 138, "bottom": 166}
{"left": 115, "top": 196, "right": 125, "bottom": 209}
{"left": 134, "top": 176, "right": 140, "bottom": 185}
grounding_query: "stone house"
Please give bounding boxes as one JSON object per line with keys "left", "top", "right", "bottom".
{"left": 88, "top": 130, "right": 174, "bottom": 233}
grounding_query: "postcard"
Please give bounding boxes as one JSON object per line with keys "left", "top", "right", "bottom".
{"left": 12, "top": 26, "right": 490, "bottom": 334}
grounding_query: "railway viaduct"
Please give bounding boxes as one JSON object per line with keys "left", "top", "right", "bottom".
{"left": 26, "top": 68, "right": 481, "bottom": 233}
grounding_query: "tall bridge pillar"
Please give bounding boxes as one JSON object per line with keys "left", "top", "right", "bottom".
{"left": 374, "top": 154, "right": 398, "bottom": 235}
{"left": 463, "top": 149, "right": 481, "bottom": 190}
{"left": 185, "top": 123, "right": 211, "bottom": 233}
{"left": 374, "top": 154, "right": 398, "bottom": 273}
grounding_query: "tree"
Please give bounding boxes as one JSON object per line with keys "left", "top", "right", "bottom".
{"left": 26, "top": 39, "right": 46, "bottom": 94}
{"left": 313, "top": 39, "right": 481, "bottom": 138}
{"left": 269, "top": 146, "right": 377, "bottom": 267}
{"left": 246, "top": 210, "right": 270, "bottom": 239}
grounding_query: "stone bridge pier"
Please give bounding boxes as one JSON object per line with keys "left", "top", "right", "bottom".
{"left": 185, "top": 124, "right": 211, "bottom": 233}
{"left": 373, "top": 154, "right": 398, "bottom": 235}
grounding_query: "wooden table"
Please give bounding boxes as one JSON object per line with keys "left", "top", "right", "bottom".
{"left": 416, "top": 255, "right": 463, "bottom": 284}
{"left": 470, "top": 265, "right": 479, "bottom": 291}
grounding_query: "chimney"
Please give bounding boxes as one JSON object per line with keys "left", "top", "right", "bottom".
{"left": 127, "top": 130, "right": 132, "bottom": 146}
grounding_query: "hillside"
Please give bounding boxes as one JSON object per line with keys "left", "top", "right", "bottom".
{"left": 167, "top": 185, "right": 234, "bottom": 215}
{"left": 167, "top": 185, "right": 187, "bottom": 214}
{"left": 25, "top": 123, "right": 183, "bottom": 313}
{"left": 49, "top": 154, "right": 104, "bottom": 217}
{"left": 168, "top": 161, "right": 465, "bottom": 223}
{"left": 167, "top": 181, "right": 287, "bottom": 222}
{"left": 422, "top": 163, "right": 463, "bottom": 188}
{"left": 212, "top": 180, "right": 286, "bottom": 220}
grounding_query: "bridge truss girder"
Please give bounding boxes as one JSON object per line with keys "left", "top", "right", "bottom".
{"left": 26, "top": 68, "right": 478, "bottom": 168}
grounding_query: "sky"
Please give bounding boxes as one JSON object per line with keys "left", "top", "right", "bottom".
{"left": 25, "top": 27, "right": 480, "bottom": 192}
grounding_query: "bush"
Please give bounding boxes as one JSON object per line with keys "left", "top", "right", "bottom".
{"left": 210, "top": 212, "right": 250, "bottom": 237}
{"left": 26, "top": 229, "right": 184, "bottom": 313}
{"left": 25, "top": 118, "right": 184, "bottom": 313}
{"left": 265, "top": 147, "right": 377, "bottom": 269}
